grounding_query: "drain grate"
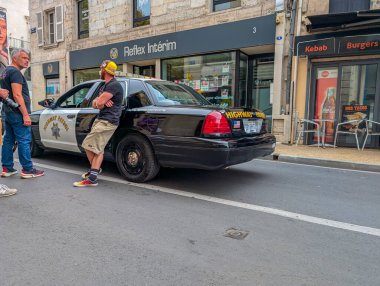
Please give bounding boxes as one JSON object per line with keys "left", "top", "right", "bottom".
{"left": 224, "top": 228, "right": 249, "bottom": 240}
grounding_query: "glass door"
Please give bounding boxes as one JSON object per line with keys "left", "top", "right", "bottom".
{"left": 311, "top": 61, "right": 380, "bottom": 148}
{"left": 338, "top": 64, "right": 378, "bottom": 146}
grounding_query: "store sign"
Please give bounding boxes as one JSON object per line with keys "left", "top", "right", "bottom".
{"left": 297, "top": 38, "right": 335, "bottom": 56}
{"left": 43, "top": 61, "right": 60, "bottom": 78}
{"left": 339, "top": 35, "right": 380, "bottom": 54}
{"left": 296, "top": 34, "right": 380, "bottom": 57}
{"left": 70, "top": 14, "right": 276, "bottom": 69}
{"left": 341, "top": 105, "right": 369, "bottom": 131}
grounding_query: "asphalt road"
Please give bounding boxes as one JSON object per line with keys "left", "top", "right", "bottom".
{"left": 1, "top": 151, "right": 379, "bottom": 286}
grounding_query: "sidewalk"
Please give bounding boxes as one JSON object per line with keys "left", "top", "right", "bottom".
{"left": 270, "top": 144, "right": 380, "bottom": 172}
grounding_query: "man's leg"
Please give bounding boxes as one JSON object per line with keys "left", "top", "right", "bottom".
{"left": 1, "top": 114, "right": 16, "bottom": 170}
{"left": 12, "top": 115, "right": 33, "bottom": 171}
{"left": 87, "top": 152, "right": 104, "bottom": 182}
{"left": 85, "top": 149, "right": 96, "bottom": 165}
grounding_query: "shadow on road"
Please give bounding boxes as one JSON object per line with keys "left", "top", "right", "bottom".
{"left": 32, "top": 151, "right": 269, "bottom": 196}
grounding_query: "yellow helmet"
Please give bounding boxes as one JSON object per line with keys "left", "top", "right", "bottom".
{"left": 101, "top": 60, "right": 117, "bottom": 75}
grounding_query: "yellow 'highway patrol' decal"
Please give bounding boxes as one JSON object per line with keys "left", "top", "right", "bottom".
{"left": 43, "top": 115, "right": 70, "bottom": 132}
{"left": 225, "top": 111, "right": 266, "bottom": 119}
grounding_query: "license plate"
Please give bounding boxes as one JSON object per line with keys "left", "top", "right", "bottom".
{"left": 243, "top": 119, "right": 263, "bottom": 134}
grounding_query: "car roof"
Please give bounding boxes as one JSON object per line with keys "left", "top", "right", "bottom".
{"left": 78, "top": 77, "right": 165, "bottom": 85}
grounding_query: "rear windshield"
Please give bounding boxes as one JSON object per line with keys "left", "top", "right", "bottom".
{"left": 145, "top": 81, "right": 209, "bottom": 106}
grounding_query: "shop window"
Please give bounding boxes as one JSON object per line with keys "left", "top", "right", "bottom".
{"left": 46, "top": 78, "right": 60, "bottom": 98}
{"left": 213, "top": 0, "right": 241, "bottom": 12}
{"left": 329, "top": 0, "right": 369, "bottom": 14}
{"left": 133, "top": 0, "right": 150, "bottom": 27}
{"left": 73, "top": 65, "right": 122, "bottom": 85}
{"left": 78, "top": 0, "right": 89, "bottom": 39}
{"left": 162, "top": 52, "right": 236, "bottom": 108}
{"left": 36, "top": 5, "right": 64, "bottom": 47}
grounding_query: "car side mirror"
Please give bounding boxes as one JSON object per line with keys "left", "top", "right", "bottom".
{"left": 38, "top": 98, "right": 56, "bottom": 109}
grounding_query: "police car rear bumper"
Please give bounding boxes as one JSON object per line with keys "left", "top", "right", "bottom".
{"left": 154, "top": 133, "right": 276, "bottom": 170}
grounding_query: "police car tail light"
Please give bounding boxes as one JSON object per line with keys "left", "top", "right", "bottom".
{"left": 202, "top": 111, "right": 231, "bottom": 135}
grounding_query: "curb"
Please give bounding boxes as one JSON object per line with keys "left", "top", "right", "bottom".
{"left": 266, "top": 154, "right": 380, "bottom": 173}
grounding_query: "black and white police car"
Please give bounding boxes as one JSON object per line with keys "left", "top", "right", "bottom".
{"left": 31, "top": 78, "right": 276, "bottom": 182}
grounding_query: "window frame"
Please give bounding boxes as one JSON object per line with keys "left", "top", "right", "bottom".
{"left": 77, "top": 0, "right": 89, "bottom": 39}
{"left": 47, "top": 10, "right": 55, "bottom": 45}
{"left": 212, "top": 0, "right": 241, "bottom": 12}
{"left": 133, "top": 0, "right": 151, "bottom": 28}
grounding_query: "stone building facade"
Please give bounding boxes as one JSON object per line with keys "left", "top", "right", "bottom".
{"left": 292, "top": 0, "right": 380, "bottom": 149}
{"left": 30, "top": 0, "right": 294, "bottom": 142}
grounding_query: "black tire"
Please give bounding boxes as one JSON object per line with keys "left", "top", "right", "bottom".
{"left": 31, "top": 134, "right": 44, "bottom": 157}
{"left": 116, "top": 134, "right": 160, "bottom": 183}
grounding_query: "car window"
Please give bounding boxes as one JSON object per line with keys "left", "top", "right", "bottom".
{"left": 145, "top": 81, "right": 209, "bottom": 106}
{"left": 127, "top": 80, "right": 151, "bottom": 108}
{"left": 57, "top": 84, "right": 93, "bottom": 108}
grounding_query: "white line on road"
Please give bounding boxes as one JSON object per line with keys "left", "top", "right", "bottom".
{"left": 29, "top": 160, "right": 380, "bottom": 238}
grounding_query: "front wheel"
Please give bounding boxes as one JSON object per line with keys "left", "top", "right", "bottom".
{"left": 116, "top": 134, "right": 160, "bottom": 183}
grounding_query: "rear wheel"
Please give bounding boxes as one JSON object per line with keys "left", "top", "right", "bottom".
{"left": 116, "top": 134, "right": 160, "bottom": 183}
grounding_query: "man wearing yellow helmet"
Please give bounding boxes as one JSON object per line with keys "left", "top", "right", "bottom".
{"left": 74, "top": 60, "right": 123, "bottom": 187}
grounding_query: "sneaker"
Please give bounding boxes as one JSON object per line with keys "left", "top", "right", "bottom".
{"left": 0, "top": 184, "right": 17, "bottom": 197}
{"left": 1, "top": 167, "right": 18, "bottom": 177}
{"left": 73, "top": 179, "right": 98, "bottom": 187}
{"left": 21, "top": 168, "right": 45, "bottom": 179}
{"left": 81, "top": 168, "right": 102, "bottom": 179}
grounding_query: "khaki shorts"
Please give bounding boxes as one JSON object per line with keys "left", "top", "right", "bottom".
{"left": 82, "top": 119, "right": 118, "bottom": 154}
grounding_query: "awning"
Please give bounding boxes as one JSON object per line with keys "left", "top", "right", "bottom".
{"left": 307, "top": 9, "right": 380, "bottom": 32}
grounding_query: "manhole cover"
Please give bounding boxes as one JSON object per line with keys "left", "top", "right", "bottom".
{"left": 224, "top": 228, "right": 249, "bottom": 240}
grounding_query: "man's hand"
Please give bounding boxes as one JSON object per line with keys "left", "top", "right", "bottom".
{"left": 23, "top": 114, "right": 31, "bottom": 126}
{"left": 105, "top": 100, "right": 114, "bottom": 107}
{"left": 0, "top": 88, "right": 9, "bottom": 99}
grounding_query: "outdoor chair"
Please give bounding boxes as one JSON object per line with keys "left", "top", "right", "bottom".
{"left": 296, "top": 119, "right": 320, "bottom": 147}
{"left": 333, "top": 119, "right": 364, "bottom": 151}
{"left": 362, "top": 120, "right": 380, "bottom": 150}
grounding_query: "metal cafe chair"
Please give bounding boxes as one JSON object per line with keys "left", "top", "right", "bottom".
{"left": 362, "top": 120, "right": 380, "bottom": 151}
{"left": 333, "top": 119, "right": 364, "bottom": 151}
{"left": 296, "top": 119, "right": 320, "bottom": 147}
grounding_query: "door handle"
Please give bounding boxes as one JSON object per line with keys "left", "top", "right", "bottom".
{"left": 67, "top": 114, "right": 75, "bottom": 119}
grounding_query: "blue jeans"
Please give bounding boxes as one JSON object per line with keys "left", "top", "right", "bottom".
{"left": 2, "top": 112, "right": 33, "bottom": 171}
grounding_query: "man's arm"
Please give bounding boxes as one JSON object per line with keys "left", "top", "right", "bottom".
{"left": 11, "top": 83, "right": 31, "bottom": 126}
{"left": 93, "top": 91, "right": 113, "bottom": 110}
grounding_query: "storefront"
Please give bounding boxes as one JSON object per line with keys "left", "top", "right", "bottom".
{"left": 69, "top": 15, "right": 276, "bottom": 113}
{"left": 43, "top": 61, "right": 61, "bottom": 99}
{"left": 295, "top": 31, "right": 380, "bottom": 149}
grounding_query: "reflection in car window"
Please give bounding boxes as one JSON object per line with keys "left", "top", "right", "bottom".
{"left": 145, "top": 81, "right": 209, "bottom": 106}
{"left": 58, "top": 85, "right": 92, "bottom": 108}
{"left": 127, "top": 80, "right": 151, "bottom": 108}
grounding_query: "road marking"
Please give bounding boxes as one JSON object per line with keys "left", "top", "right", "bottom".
{"left": 28, "top": 160, "right": 380, "bottom": 238}
{"left": 256, "top": 159, "right": 380, "bottom": 175}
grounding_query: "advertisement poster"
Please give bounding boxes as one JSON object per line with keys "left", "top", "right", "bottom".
{"left": 222, "top": 76, "right": 229, "bottom": 86}
{"left": 201, "top": 80, "right": 209, "bottom": 91}
{"left": 193, "top": 80, "right": 200, "bottom": 90}
{"left": 221, "top": 89, "right": 229, "bottom": 98}
{"left": 314, "top": 68, "right": 338, "bottom": 142}
{"left": 0, "top": 10, "right": 9, "bottom": 70}
{"left": 341, "top": 105, "right": 369, "bottom": 131}
{"left": 46, "top": 78, "right": 61, "bottom": 97}
{"left": 222, "top": 65, "right": 230, "bottom": 73}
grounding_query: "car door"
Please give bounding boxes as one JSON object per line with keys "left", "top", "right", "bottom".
{"left": 39, "top": 82, "right": 99, "bottom": 153}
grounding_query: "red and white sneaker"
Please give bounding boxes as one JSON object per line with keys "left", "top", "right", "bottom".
{"left": 1, "top": 167, "right": 18, "bottom": 177}
{"left": 21, "top": 168, "right": 45, "bottom": 179}
{"left": 73, "top": 179, "right": 98, "bottom": 187}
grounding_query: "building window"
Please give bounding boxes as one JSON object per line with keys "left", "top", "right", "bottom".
{"left": 162, "top": 52, "right": 237, "bottom": 108}
{"left": 329, "top": 0, "right": 370, "bottom": 13}
{"left": 37, "top": 5, "right": 64, "bottom": 46}
{"left": 78, "top": 0, "right": 89, "bottom": 39}
{"left": 213, "top": 0, "right": 241, "bottom": 12}
{"left": 47, "top": 11, "right": 55, "bottom": 44}
{"left": 133, "top": 0, "right": 150, "bottom": 27}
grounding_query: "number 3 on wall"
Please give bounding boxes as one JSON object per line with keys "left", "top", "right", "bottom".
{"left": 252, "top": 27, "right": 257, "bottom": 34}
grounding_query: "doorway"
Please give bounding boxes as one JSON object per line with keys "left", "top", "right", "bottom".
{"left": 310, "top": 60, "right": 380, "bottom": 148}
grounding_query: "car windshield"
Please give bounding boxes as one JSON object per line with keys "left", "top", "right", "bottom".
{"left": 145, "top": 81, "right": 210, "bottom": 106}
